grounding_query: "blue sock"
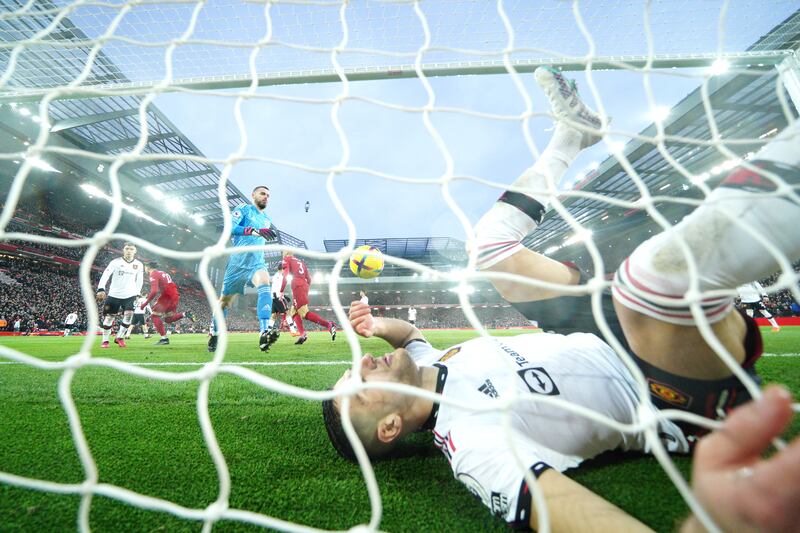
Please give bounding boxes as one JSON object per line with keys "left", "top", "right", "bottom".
{"left": 211, "top": 307, "right": 229, "bottom": 335}
{"left": 257, "top": 285, "right": 272, "bottom": 333}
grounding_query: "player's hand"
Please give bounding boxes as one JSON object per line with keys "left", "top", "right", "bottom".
{"left": 257, "top": 227, "right": 276, "bottom": 240}
{"left": 349, "top": 301, "right": 375, "bottom": 338}
{"left": 684, "top": 385, "right": 800, "bottom": 533}
{"left": 96, "top": 291, "right": 106, "bottom": 303}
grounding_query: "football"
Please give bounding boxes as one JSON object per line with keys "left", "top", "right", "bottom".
{"left": 349, "top": 245, "right": 384, "bottom": 279}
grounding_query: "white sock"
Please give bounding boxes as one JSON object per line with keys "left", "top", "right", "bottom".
{"left": 117, "top": 325, "right": 128, "bottom": 338}
{"left": 614, "top": 124, "right": 800, "bottom": 326}
{"left": 473, "top": 125, "right": 583, "bottom": 270}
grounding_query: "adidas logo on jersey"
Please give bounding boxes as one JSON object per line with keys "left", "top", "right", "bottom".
{"left": 478, "top": 379, "right": 498, "bottom": 399}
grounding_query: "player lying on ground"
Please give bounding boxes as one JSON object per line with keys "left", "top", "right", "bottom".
{"left": 273, "top": 250, "right": 336, "bottom": 347}
{"left": 323, "top": 67, "right": 800, "bottom": 531}
{"left": 96, "top": 242, "right": 143, "bottom": 349}
{"left": 141, "top": 262, "right": 196, "bottom": 345}
{"left": 208, "top": 185, "right": 278, "bottom": 353}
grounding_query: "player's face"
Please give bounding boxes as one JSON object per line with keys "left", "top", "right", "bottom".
{"left": 252, "top": 188, "right": 269, "bottom": 210}
{"left": 122, "top": 245, "right": 136, "bottom": 261}
{"left": 332, "top": 348, "right": 419, "bottom": 414}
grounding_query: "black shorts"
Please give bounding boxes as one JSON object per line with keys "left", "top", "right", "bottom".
{"left": 131, "top": 314, "right": 146, "bottom": 326}
{"left": 272, "top": 294, "right": 290, "bottom": 314}
{"left": 741, "top": 301, "right": 768, "bottom": 314}
{"left": 103, "top": 295, "right": 137, "bottom": 315}
{"left": 511, "top": 287, "right": 762, "bottom": 438}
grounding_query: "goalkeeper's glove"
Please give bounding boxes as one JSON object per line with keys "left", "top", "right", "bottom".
{"left": 243, "top": 227, "right": 277, "bottom": 240}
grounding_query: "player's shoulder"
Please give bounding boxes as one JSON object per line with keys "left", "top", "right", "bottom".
{"left": 232, "top": 204, "right": 252, "bottom": 217}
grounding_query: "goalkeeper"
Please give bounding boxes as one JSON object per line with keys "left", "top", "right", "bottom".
{"left": 208, "top": 185, "right": 278, "bottom": 353}
{"left": 323, "top": 68, "right": 800, "bottom": 531}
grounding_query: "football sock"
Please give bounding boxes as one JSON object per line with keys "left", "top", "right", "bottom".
{"left": 305, "top": 311, "right": 331, "bottom": 328}
{"left": 473, "top": 124, "right": 583, "bottom": 270}
{"left": 614, "top": 122, "right": 800, "bottom": 326}
{"left": 760, "top": 310, "right": 779, "bottom": 328}
{"left": 293, "top": 314, "right": 305, "bottom": 335}
{"left": 164, "top": 313, "right": 185, "bottom": 323}
{"left": 117, "top": 325, "right": 128, "bottom": 338}
{"left": 257, "top": 285, "right": 272, "bottom": 333}
{"left": 101, "top": 316, "right": 114, "bottom": 342}
{"left": 210, "top": 307, "right": 229, "bottom": 336}
{"left": 152, "top": 316, "right": 166, "bottom": 337}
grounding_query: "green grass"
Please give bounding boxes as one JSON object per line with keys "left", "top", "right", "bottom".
{"left": 0, "top": 327, "right": 798, "bottom": 532}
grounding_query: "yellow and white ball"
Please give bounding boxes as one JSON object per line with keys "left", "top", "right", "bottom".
{"left": 349, "top": 245, "right": 384, "bottom": 279}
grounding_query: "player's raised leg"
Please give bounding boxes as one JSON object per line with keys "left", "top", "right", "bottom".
{"left": 612, "top": 120, "right": 800, "bottom": 380}
{"left": 471, "top": 66, "right": 602, "bottom": 301}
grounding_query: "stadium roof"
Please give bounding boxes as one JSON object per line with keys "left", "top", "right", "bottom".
{"left": 524, "top": 9, "right": 800, "bottom": 262}
{"left": 0, "top": 5, "right": 249, "bottom": 231}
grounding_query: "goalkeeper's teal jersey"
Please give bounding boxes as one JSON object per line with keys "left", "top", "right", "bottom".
{"left": 228, "top": 204, "right": 274, "bottom": 269}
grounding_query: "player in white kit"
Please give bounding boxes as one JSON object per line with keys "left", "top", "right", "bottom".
{"left": 96, "top": 242, "right": 144, "bottom": 348}
{"left": 737, "top": 281, "right": 781, "bottom": 332}
{"left": 323, "top": 68, "right": 800, "bottom": 532}
{"left": 126, "top": 294, "right": 152, "bottom": 339}
{"left": 63, "top": 311, "right": 78, "bottom": 337}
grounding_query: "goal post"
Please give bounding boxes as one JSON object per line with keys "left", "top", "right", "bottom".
{"left": 1, "top": 1, "right": 799, "bottom": 532}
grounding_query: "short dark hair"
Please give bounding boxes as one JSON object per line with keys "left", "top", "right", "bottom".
{"left": 322, "top": 396, "right": 358, "bottom": 462}
{"left": 123, "top": 242, "right": 136, "bottom": 248}
{"left": 146, "top": 261, "right": 159, "bottom": 269}
{"left": 252, "top": 185, "right": 270, "bottom": 193}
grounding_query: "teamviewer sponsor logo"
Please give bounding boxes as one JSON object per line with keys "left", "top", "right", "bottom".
{"left": 517, "top": 367, "right": 560, "bottom": 396}
{"left": 478, "top": 379, "right": 498, "bottom": 398}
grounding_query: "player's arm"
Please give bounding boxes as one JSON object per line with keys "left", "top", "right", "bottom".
{"left": 96, "top": 260, "right": 115, "bottom": 302}
{"left": 229, "top": 208, "right": 276, "bottom": 239}
{"left": 142, "top": 276, "right": 160, "bottom": 307}
{"left": 531, "top": 470, "right": 654, "bottom": 532}
{"left": 348, "top": 301, "right": 425, "bottom": 348}
{"left": 680, "top": 386, "right": 800, "bottom": 533}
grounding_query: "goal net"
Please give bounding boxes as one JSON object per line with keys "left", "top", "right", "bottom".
{"left": 1, "top": 1, "right": 799, "bottom": 531}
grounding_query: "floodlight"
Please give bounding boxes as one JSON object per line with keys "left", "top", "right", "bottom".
{"left": 165, "top": 198, "right": 184, "bottom": 213}
{"left": 146, "top": 186, "right": 165, "bottom": 200}
{"left": 709, "top": 58, "right": 730, "bottom": 75}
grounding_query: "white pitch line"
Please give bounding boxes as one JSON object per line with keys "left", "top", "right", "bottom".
{"left": 0, "top": 360, "right": 351, "bottom": 366}
{"left": 762, "top": 353, "right": 800, "bottom": 358}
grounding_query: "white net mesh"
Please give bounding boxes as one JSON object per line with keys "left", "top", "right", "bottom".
{"left": 1, "top": 1, "right": 799, "bottom": 531}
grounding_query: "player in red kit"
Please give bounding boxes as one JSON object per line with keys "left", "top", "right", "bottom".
{"left": 278, "top": 251, "right": 337, "bottom": 346}
{"left": 142, "top": 262, "right": 196, "bottom": 345}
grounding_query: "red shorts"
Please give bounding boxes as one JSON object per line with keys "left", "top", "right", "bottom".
{"left": 152, "top": 289, "right": 179, "bottom": 314}
{"left": 292, "top": 280, "right": 309, "bottom": 309}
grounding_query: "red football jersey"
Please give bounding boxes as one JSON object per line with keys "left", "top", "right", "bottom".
{"left": 282, "top": 255, "right": 311, "bottom": 287}
{"left": 144, "top": 269, "right": 178, "bottom": 305}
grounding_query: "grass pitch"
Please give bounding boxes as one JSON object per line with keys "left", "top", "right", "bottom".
{"left": 0, "top": 327, "right": 798, "bottom": 532}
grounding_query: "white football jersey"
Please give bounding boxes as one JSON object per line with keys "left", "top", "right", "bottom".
{"left": 407, "top": 307, "right": 417, "bottom": 321}
{"left": 405, "top": 332, "right": 689, "bottom": 523}
{"left": 97, "top": 257, "right": 144, "bottom": 299}
{"left": 65, "top": 313, "right": 78, "bottom": 325}
{"left": 737, "top": 281, "right": 765, "bottom": 303}
{"left": 271, "top": 270, "right": 284, "bottom": 298}
{"left": 133, "top": 296, "right": 150, "bottom": 314}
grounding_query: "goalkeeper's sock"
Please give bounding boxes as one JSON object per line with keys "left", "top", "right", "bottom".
{"left": 152, "top": 316, "right": 166, "bottom": 337}
{"left": 614, "top": 123, "right": 800, "bottom": 325}
{"left": 257, "top": 285, "right": 272, "bottom": 333}
{"left": 210, "top": 307, "right": 229, "bottom": 336}
{"left": 472, "top": 124, "right": 583, "bottom": 270}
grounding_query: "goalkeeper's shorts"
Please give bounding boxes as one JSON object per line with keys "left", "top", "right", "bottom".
{"left": 511, "top": 279, "right": 763, "bottom": 440}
